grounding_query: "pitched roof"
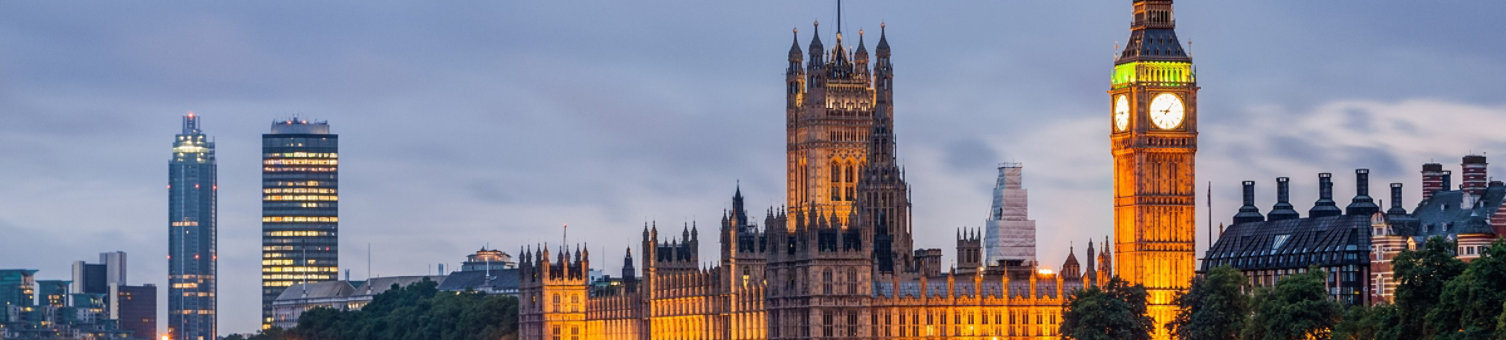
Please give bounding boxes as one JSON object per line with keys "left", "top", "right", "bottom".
{"left": 1203, "top": 214, "right": 1371, "bottom": 271}
{"left": 354, "top": 275, "right": 445, "bottom": 296}
{"left": 436, "top": 269, "right": 520, "bottom": 292}
{"left": 273, "top": 281, "right": 356, "bottom": 301}
{"left": 1405, "top": 186, "right": 1506, "bottom": 239}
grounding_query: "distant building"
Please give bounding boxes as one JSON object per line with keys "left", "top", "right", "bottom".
{"left": 268, "top": 280, "right": 357, "bottom": 330}
{"left": 440, "top": 248, "right": 521, "bottom": 295}
{"left": 168, "top": 112, "right": 217, "bottom": 340}
{"left": 460, "top": 248, "right": 516, "bottom": 272}
{"left": 1370, "top": 155, "right": 1506, "bottom": 304}
{"left": 71, "top": 261, "right": 106, "bottom": 296}
{"left": 111, "top": 284, "right": 155, "bottom": 340}
{"left": 984, "top": 163, "right": 1037, "bottom": 267}
{"left": 0, "top": 269, "right": 38, "bottom": 326}
{"left": 0, "top": 266, "right": 148, "bottom": 340}
{"left": 261, "top": 118, "right": 339, "bottom": 329}
{"left": 1203, "top": 170, "right": 1378, "bottom": 305}
{"left": 1208, "top": 155, "right": 1506, "bottom": 307}
{"left": 271, "top": 249, "right": 524, "bottom": 329}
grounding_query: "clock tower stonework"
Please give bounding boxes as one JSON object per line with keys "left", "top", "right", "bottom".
{"left": 1109, "top": 0, "right": 1197, "bottom": 338}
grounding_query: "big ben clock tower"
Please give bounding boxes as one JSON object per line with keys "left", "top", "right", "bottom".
{"left": 1109, "top": 0, "right": 1196, "bottom": 338}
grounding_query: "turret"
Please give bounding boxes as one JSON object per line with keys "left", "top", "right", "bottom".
{"left": 807, "top": 21, "right": 825, "bottom": 71}
{"left": 853, "top": 30, "right": 869, "bottom": 74}
{"left": 1268, "top": 177, "right": 1300, "bottom": 221}
{"left": 787, "top": 28, "right": 805, "bottom": 110}
{"left": 1061, "top": 245, "right": 1081, "bottom": 280}
{"left": 1346, "top": 169, "right": 1380, "bottom": 215}
{"left": 873, "top": 23, "right": 892, "bottom": 102}
{"left": 1233, "top": 181, "right": 1265, "bottom": 224}
{"left": 1309, "top": 173, "right": 1343, "bottom": 218}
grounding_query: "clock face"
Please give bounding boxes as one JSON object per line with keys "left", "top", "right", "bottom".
{"left": 1113, "top": 95, "right": 1130, "bottom": 131}
{"left": 1149, "top": 93, "right": 1185, "bottom": 129}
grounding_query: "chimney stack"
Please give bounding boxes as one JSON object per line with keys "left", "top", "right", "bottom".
{"left": 1310, "top": 172, "right": 1343, "bottom": 218}
{"left": 1346, "top": 169, "right": 1380, "bottom": 215}
{"left": 1422, "top": 163, "right": 1446, "bottom": 201}
{"left": 1387, "top": 183, "right": 1408, "bottom": 216}
{"left": 1463, "top": 155, "right": 1488, "bottom": 197}
{"left": 1233, "top": 181, "right": 1265, "bottom": 224}
{"left": 1268, "top": 177, "right": 1300, "bottom": 220}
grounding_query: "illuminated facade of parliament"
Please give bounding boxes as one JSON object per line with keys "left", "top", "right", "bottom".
{"left": 519, "top": 1, "right": 1200, "bottom": 338}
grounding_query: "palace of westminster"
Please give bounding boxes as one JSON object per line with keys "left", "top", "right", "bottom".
{"left": 519, "top": 0, "right": 1200, "bottom": 339}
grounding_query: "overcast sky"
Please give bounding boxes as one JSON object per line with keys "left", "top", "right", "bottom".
{"left": 2, "top": 1, "right": 1504, "bottom": 336}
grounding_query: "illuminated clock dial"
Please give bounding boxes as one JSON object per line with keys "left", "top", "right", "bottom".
{"left": 1149, "top": 93, "right": 1185, "bottom": 129}
{"left": 1113, "top": 95, "right": 1130, "bottom": 131}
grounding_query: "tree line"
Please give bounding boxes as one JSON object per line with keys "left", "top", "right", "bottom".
{"left": 227, "top": 278, "right": 519, "bottom": 340}
{"left": 1062, "top": 237, "right": 1506, "bottom": 340}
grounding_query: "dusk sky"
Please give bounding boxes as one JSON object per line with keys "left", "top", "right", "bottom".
{"left": 2, "top": 1, "right": 1504, "bottom": 335}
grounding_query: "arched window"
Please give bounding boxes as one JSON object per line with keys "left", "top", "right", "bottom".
{"left": 551, "top": 293, "right": 560, "bottom": 312}
{"left": 822, "top": 268, "right": 834, "bottom": 295}
{"left": 847, "top": 268, "right": 859, "bottom": 294}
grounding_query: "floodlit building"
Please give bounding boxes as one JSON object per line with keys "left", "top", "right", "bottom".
{"left": 518, "top": 15, "right": 1111, "bottom": 339}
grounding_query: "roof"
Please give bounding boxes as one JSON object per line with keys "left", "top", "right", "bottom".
{"left": 437, "top": 269, "right": 520, "bottom": 292}
{"left": 354, "top": 276, "right": 445, "bottom": 296}
{"left": 274, "top": 281, "right": 356, "bottom": 302}
{"left": 1203, "top": 214, "right": 1371, "bottom": 271}
{"left": 1404, "top": 186, "right": 1506, "bottom": 239}
{"left": 1117, "top": 28, "right": 1190, "bottom": 63}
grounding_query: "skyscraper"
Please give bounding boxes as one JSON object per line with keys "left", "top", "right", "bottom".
{"left": 260, "top": 118, "right": 339, "bottom": 329}
{"left": 1108, "top": 0, "right": 1199, "bottom": 338}
{"left": 983, "top": 163, "right": 1037, "bottom": 266}
{"left": 168, "top": 113, "right": 216, "bottom": 340}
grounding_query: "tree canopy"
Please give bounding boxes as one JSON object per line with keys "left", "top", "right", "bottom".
{"left": 1167, "top": 265, "right": 1250, "bottom": 340}
{"left": 1060, "top": 277, "right": 1154, "bottom": 340}
{"left": 227, "top": 278, "right": 518, "bottom": 340}
{"left": 1243, "top": 267, "right": 1342, "bottom": 340}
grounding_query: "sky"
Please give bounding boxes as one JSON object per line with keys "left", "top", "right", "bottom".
{"left": 2, "top": 1, "right": 1505, "bottom": 336}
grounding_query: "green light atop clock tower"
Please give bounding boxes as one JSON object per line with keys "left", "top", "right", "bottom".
{"left": 1108, "top": 1, "right": 1200, "bottom": 339}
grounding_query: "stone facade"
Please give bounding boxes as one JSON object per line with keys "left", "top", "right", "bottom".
{"left": 517, "top": 20, "right": 1106, "bottom": 340}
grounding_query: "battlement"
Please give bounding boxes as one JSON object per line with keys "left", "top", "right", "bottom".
{"left": 519, "top": 243, "right": 590, "bottom": 285}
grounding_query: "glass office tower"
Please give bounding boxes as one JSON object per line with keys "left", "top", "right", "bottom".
{"left": 168, "top": 113, "right": 216, "bottom": 340}
{"left": 260, "top": 118, "right": 338, "bottom": 329}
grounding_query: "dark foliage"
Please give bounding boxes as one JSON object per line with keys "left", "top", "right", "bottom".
{"left": 1060, "top": 277, "right": 1154, "bottom": 340}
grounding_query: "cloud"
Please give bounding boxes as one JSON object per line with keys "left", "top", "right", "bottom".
{"left": 2, "top": 0, "right": 1506, "bottom": 335}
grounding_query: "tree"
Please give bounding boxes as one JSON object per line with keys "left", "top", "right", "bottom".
{"left": 1391, "top": 236, "right": 1465, "bottom": 338}
{"left": 1426, "top": 240, "right": 1506, "bottom": 339}
{"left": 1332, "top": 304, "right": 1399, "bottom": 340}
{"left": 1060, "top": 277, "right": 1154, "bottom": 340}
{"left": 286, "top": 278, "right": 520, "bottom": 340}
{"left": 1243, "top": 267, "right": 1342, "bottom": 340}
{"left": 1167, "top": 265, "right": 1250, "bottom": 340}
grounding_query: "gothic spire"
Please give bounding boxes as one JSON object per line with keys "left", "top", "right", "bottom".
{"left": 788, "top": 27, "right": 803, "bottom": 61}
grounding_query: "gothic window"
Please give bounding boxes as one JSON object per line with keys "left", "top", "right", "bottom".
{"left": 570, "top": 294, "right": 579, "bottom": 312}
{"left": 848, "top": 311, "right": 859, "bottom": 336}
{"left": 551, "top": 293, "right": 560, "bottom": 312}
{"left": 822, "top": 311, "right": 834, "bottom": 338}
{"left": 822, "top": 269, "right": 834, "bottom": 295}
{"left": 847, "top": 268, "right": 858, "bottom": 294}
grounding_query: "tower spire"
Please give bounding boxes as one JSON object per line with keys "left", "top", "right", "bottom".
{"left": 836, "top": 0, "right": 842, "bottom": 35}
